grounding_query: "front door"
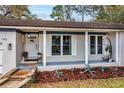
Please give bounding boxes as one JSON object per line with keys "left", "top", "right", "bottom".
{"left": 25, "top": 34, "right": 38, "bottom": 58}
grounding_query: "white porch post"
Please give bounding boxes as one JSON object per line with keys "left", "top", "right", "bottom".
{"left": 43, "top": 30, "right": 46, "bottom": 66}
{"left": 85, "top": 32, "right": 88, "bottom": 65}
{"left": 116, "top": 31, "right": 119, "bottom": 65}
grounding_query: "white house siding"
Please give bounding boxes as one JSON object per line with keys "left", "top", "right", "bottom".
{"left": 16, "top": 32, "right": 23, "bottom": 66}
{"left": 88, "top": 32, "right": 116, "bottom": 62}
{"left": 38, "top": 34, "right": 85, "bottom": 62}
{"left": 107, "top": 32, "right": 116, "bottom": 61}
{"left": 39, "top": 34, "right": 43, "bottom": 54}
{"left": 47, "top": 35, "right": 85, "bottom": 62}
{"left": 39, "top": 34, "right": 106, "bottom": 62}
{"left": 38, "top": 33, "right": 117, "bottom": 63}
{"left": 0, "top": 30, "right": 16, "bottom": 74}
{"left": 88, "top": 35, "right": 104, "bottom": 61}
{"left": 119, "top": 32, "right": 124, "bottom": 66}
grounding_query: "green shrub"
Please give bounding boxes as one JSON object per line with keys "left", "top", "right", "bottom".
{"left": 99, "top": 66, "right": 107, "bottom": 72}
{"left": 80, "top": 64, "right": 96, "bottom": 77}
{"left": 54, "top": 70, "right": 64, "bottom": 79}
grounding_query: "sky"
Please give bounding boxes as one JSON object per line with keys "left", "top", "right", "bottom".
{"left": 28, "top": 5, "right": 92, "bottom": 21}
{"left": 28, "top": 5, "right": 54, "bottom": 20}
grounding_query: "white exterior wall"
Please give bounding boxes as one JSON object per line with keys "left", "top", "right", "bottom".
{"left": 88, "top": 35, "right": 104, "bottom": 61}
{"left": 119, "top": 32, "right": 124, "bottom": 66}
{"left": 38, "top": 34, "right": 85, "bottom": 62}
{"left": 46, "top": 35, "right": 85, "bottom": 62}
{"left": 0, "top": 30, "right": 16, "bottom": 74}
{"left": 88, "top": 32, "right": 116, "bottom": 61}
{"left": 16, "top": 32, "right": 23, "bottom": 66}
{"left": 39, "top": 34, "right": 43, "bottom": 54}
{"left": 108, "top": 32, "right": 116, "bottom": 61}
{"left": 38, "top": 34, "right": 115, "bottom": 63}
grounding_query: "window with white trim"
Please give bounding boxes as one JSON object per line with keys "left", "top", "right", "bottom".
{"left": 52, "top": 35, "right": 72, "bottom": 56}
{"left": 90, "top": 36, "right": 103, "bottom": 54}
{"left": 90, "top": 36, "right": 96, "bottom": 54}
{"left": 52, "top": 35, "right": 61, "bottom": 55}
{"left": 63, "top": 36, "right": 71, "bottom": 55}
{"left": 97, "top": 36, "right": 103, "bottom": 54}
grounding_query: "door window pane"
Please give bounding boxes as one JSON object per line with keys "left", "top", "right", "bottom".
{"left": 52, "top": 36, "right": 61, "bottom": 55}
{"left": 90, "top": 36, "right": 96, "bottom": 54}
{"left": 63, "top": 36, "right": 71, "bottom": 55}
{"left": 97, "top": 36, "right": 103, "bottom": 54}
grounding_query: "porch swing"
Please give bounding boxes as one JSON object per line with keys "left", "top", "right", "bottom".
{"left": 101, "top": 38, "right": 112, "bottom": 62}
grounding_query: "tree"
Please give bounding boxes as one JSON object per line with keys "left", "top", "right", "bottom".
{"left": 92, "top": 5, "right": 124, "bottom": 23}
{"left": 0, "top": 5, "right": 10, "bottom": 17}
{"left": 10, "top": 5, "right": 31, "bottom": 18}
{"left": 50, "top": 5, "right": 96, "bottom": 22}
{"left": 0, "top": 5, "right": 35, "bottom": 19}
{"left": 50, "top": 5, "right": 75, "bottom": 21}
{"left": 72, "top": 5, "right": 95, "bottom": 22}
{"left": 50, "top": 5, "right": 64, "bottom": 21}
{"left": 63, "top": 5, "right": 75, "bottom": 21}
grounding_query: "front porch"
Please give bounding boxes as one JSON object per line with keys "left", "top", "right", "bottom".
{"left": 16, "top": 28, "right": 120, "bottom": 69}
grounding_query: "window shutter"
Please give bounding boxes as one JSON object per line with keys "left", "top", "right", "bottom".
{"left": 72, "top": 35, "right": 77, "bottom": 56}
{"left": 46, "top": 35, "right": 52, "bottom": 56}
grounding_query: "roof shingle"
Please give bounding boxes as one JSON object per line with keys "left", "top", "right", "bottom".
{"left": 0, "top": 19, "right": 124, "bottom": 29}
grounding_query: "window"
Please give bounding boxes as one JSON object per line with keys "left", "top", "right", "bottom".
{"left": 90, "top": 36, "right": 96, "bottom": 54}
{"left": 52, "top": 35, "right": 72, "bottom": 56}
{"left": 90, "top": 36, "right": 103, "bottom": 54}
{"left": 63, "top": 36, "right": 71, "bottom": 55}
{"left": 52, "top": 36, "right": 61, "bottom": 55}
{"left": 97, "top": 36, "right": 103, "bottom": 54}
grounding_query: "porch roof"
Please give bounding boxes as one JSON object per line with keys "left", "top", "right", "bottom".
{"left": 0, "top": 19, "right": 124, "bottom": 30}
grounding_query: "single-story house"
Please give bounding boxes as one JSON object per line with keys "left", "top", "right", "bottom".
{"left": 0, "top": 19, "right": 124, "bottom": 74}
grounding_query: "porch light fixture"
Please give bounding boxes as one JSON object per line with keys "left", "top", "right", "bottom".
{"left": 8, "top": 43, "right": 12, "bottom": 50}
{"left": 27, "top": 34, "right": 31, "bottom": 38}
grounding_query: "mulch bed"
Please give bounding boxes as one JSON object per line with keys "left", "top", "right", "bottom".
{"left": 34, "top": 66, "right": 124, "bottom": 84}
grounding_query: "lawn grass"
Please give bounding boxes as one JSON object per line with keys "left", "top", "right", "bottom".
{"left": 23, "top": 77, "right": 124, "bottom": 88}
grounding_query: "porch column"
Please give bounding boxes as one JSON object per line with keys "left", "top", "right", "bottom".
{"left": 43, "top": 30, "right": 46, "bottom": 66}
{"left": 116, "top": 31, "right": 119, "bottom": 65}
{"left": 85, "top": 32, "right": 88, "bottom": 65}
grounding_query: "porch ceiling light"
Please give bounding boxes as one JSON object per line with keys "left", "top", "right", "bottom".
{"left": 27, "top": 34, "right": 31, "bottom": 38}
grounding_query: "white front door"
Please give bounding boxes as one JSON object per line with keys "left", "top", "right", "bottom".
{"left": 25, "top": 34, "right": 38, "bottom": 58}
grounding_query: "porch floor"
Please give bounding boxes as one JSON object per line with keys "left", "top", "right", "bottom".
{"left": 37, "top": 60, "right": 115, "bottom": 66}
{"left": 18, "top": 60, "right": 117, "bottom": 71}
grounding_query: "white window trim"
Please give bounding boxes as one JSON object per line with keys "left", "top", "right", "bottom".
{"left": 51, "top": 34, "right": 72, "bottom": 56}
{"left": 89, "top": 35, "right": 104, "bottom": 55}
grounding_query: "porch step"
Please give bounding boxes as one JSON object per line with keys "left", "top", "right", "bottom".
{"left": 20, "top": 62, "right": 37, "bottom": 68}
{"left": 0, "top": 67, "right": 37, "bottom": 88}
{"left": 21, "top": 61, "right": 37, "bottom": 64}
